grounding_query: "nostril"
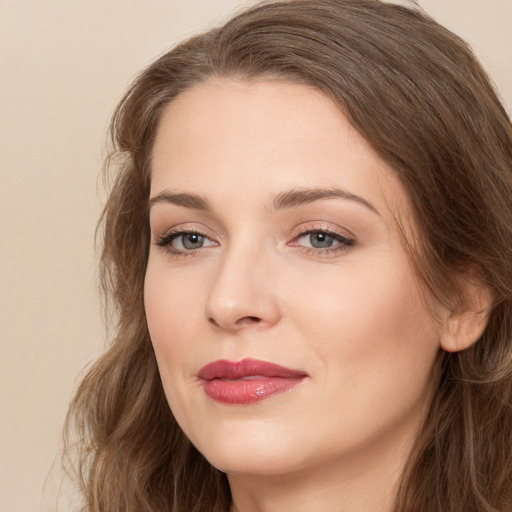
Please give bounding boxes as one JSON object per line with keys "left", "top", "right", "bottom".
{"left": 207, "top": 315, "right": 262, "bottom": 329}
{"left": 237, "top": 316, "right": 261, "bottom": 325}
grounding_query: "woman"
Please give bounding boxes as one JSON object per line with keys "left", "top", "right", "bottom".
{"left": 64, "top": 0, "right": 512, "bottom": 510}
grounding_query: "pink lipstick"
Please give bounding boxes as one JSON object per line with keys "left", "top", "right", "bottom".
{"left": 198, "top": 358, "right": 308, "bottom": 404}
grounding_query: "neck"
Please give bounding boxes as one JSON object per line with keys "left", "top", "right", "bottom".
{"left": 227, "top": 417, "right": 419, "bottom": 512}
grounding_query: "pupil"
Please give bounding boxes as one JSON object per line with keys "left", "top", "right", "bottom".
{"left": 310, "top": 232, "right": 333, "bottom": 248}
{"left": 183, "top": 234, "right": 203, "bottom": 249}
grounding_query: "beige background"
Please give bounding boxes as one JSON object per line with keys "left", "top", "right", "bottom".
{"left": 1, "top": 1, "right": 510, "bottom": 511}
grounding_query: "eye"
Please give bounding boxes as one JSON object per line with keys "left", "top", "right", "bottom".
{"left": 292, "top": 229, "right": 354, "bottom": 255}
{"left": 300, "top": 231, "right": 338, "bottom": 249}
{"left": 173, "top": 233, "right": 210, "bottom": 250}
{"left": 156, "top": 230, "right": 218, "bottom": 256}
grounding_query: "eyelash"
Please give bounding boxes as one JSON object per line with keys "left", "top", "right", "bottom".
{"left": 155, "top": 229, "right": 214, "bottom": 259}
{"left": 292, "top": 228, "right": 355, "bottom": 257}
{"left": 155, "top": 227, "right": 355, "bottom": 259}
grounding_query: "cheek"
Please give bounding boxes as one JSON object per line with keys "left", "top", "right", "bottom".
{"left": 287, "top": 251, "right": 440, "bottom": 388}
{"left": 278, "top": 254, "right": 441, "bottom": 455}
{"left": 143, "top": 259, "right": 209, "bottom": 435}
{"left": 143, "top": 259, "right": 201, "bottom": 374}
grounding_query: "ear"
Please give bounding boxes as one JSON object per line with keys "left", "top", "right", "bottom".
{"left": 440, "top": 281, "right": 493, "bottom": 353}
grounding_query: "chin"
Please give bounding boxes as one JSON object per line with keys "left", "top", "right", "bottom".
{"left": 190, "top": 420, "right": 306, "bottom": 476}
{"left": 206, "top": 449, "right": 297, "bottom": 477}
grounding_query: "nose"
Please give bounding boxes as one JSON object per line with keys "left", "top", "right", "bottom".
{"left": 204, "top": 243, "right": 281, "bottom": 333}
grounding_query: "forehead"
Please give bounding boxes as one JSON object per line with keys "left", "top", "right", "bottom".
{"left": 150, "top": 79, "right": 409, "bottom": 222}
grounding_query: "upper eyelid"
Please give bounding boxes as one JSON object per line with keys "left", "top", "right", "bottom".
{"left": 155, "top": 223, "right": 218, "bottom": 240}
{"left": 154, "top": 234, "right": 352, "bottom": 261}
{"left": 290, "top": 221, "right": 355, "bottom": 240}
{"left": 297, "top": 226, "right": 352, "bottom": 238}
{"left": 156, "top": 229, "right": 216, "bottom": 246}
{"left": 153, "top": 218, "right": 354, "bottom": 236}
{"left": 296, "top": 229, "right": 352, "bottom": 241}
{"left": 154, "top": 223, "right": 351, "bottom": 238}
{"left": 291, "top": 229, "right": 354, "bottom": 249}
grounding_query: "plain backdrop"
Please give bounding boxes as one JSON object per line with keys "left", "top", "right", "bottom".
{"left": 0, "top": 1, "right": 510, "bottom": 511}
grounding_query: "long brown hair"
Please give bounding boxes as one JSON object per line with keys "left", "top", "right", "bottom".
{"left": 64, "top": 1, "right": 512, "bottom": 510}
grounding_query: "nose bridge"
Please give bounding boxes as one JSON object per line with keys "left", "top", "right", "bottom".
{"left": 205, "top": 233, "right": 280, "bottom": 331}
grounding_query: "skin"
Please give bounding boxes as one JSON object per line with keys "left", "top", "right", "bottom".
{"left": 145, "top": 79, "right": 449, "bottom": 512}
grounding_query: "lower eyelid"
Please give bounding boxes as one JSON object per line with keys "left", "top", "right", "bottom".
{"left": 154, "top": 226, "right": 353, "bottom": 257}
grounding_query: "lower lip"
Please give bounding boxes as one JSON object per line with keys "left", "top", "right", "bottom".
{"left": 202, "top": 377, "right": 305, "bottom": 404}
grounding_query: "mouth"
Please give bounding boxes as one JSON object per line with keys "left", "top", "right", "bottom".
{"left": 197, "top": 358, "right": 308, "bottom": 405}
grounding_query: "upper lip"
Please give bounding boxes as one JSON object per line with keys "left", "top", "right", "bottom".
{"left": 198, "top": 358, "right": 308, "bottom": 381}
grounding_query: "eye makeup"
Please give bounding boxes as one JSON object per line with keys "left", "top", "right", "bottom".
{"left": 154, "top": 224, "right": 355, "bottom": 260}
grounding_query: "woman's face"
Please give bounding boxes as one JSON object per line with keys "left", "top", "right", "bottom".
{"left": 145, "top": 79, "right": 442, "bottom": 478}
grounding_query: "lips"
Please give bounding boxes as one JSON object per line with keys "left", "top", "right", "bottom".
{"left": 198, "top": 358, "right": 308, "bottom": 404}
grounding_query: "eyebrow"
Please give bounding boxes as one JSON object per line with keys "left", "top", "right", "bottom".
{"left": 149, "top": 191, "right": 210, "bottom": 210}
{"left": 272, "top": 187, "right": 379, "bottom": 215}
{"left": 148, "top": 187, "right": 379, "bottom": 215}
